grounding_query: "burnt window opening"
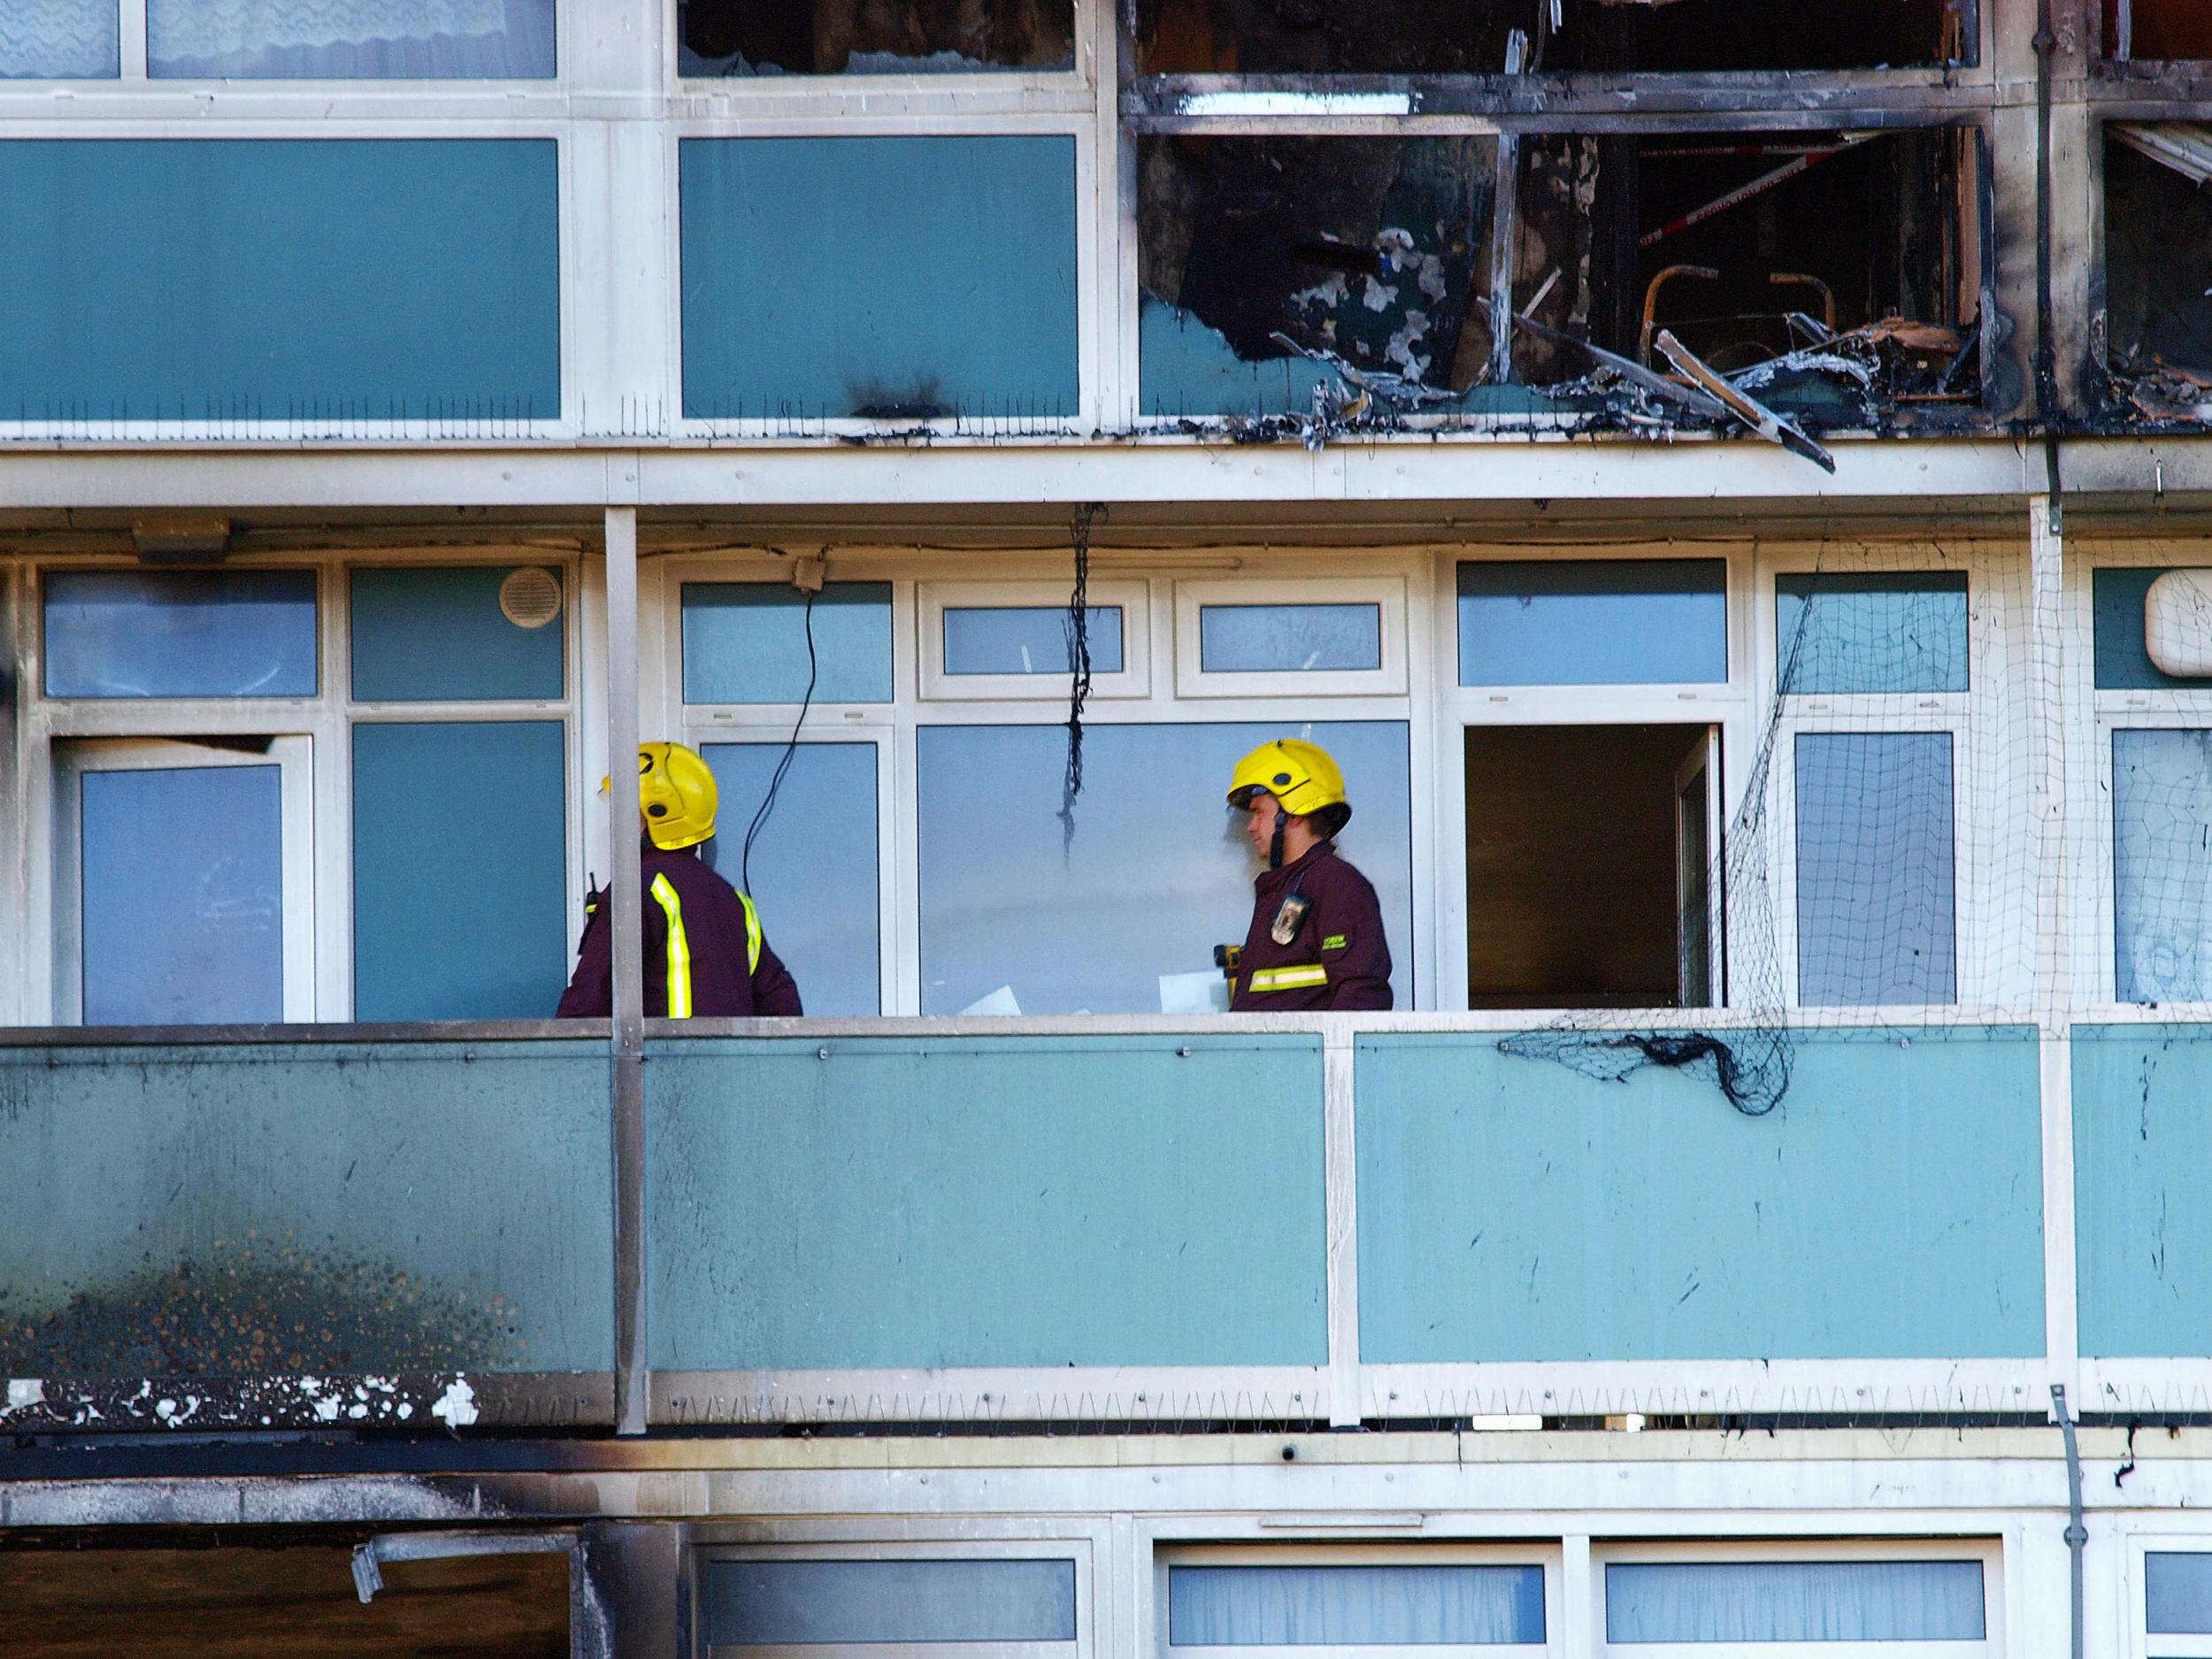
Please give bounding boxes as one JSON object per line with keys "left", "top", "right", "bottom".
{"left": 1138, "top": 134, "right": 1502, "bottom": 418}
{"left": 1133, "top": 0, "right": 1973, "bottom": 77}
{"left": 2103, "top": 128, "right": 2212, "bottom": 420}
{"left": 679, "top": 0, "right": 1075, "bottom": 75}
{"left": 2102, "top": 0, "right": 2212, "bottom": 61}
{"left": 1514, "top": 127, "right": 1985, "bottom": 423}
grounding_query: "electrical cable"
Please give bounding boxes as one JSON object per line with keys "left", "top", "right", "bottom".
{"left": 741, "top": 585, "right": 817, "bottom": 896}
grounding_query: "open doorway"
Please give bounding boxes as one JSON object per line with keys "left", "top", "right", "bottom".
{"left": 1465, "top": 723, "right": 1721, "bottom": 1009}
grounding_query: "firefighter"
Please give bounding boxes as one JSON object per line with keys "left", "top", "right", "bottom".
{"left": 1223, "top": 738, "right": 1393, "bottom": 1011}
{"left": 557, "top": 741, "right": 803, "bottom": 1018}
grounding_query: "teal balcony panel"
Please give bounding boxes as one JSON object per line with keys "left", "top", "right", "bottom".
{"left": 0, "top": 139, "right": 559, "bottom": 424}
{"left": 646, "top": 1034, "right": 1327, "bottom": 1371}
{"left": 1356, "top": 1027, "right": 2044, "bottom": 1363}
{"left": 2076, "top": 1025, "right": 2212, "bottom": 1357}
{"left": 0, "top": 1041, "right": 613, "bottom": 1376}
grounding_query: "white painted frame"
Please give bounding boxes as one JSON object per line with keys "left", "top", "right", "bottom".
{"left": 1175, "top": 577, "right": 1409, "bottom": 700}
{"left": 2124, "top": 1532, "right": 2212, "bottom": 1659}
{"left": 919, "top": 579, "right": 1152, "bottom": 702}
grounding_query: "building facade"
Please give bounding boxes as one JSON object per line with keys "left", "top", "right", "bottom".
{"left": 6, "top": 0, "right": 2212, "bottom": 1654}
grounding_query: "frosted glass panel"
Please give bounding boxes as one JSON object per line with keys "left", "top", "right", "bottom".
{"left": 350, "top": 565, "right": 564, "bottom": 703}
{"left": 918, "top": 721, "right": 1411, "bottom": 1014}
{"left": 2114, "top": 728, "right": 2212, "bottom": 1002}
{"left": 2147, "top": 1552, "right": 2212, "bottom": 1633}
{"left": 704, "top": 1559, "right": 1077, "bottom": 1645}
{"left": 45, "top": 570, "right": 318, "bottom": 699}
{"left": 1200, "top": 604, "right": 1380, "bottom": 673}
{"left": 682, "top": 583, "right": 893, "bottom": 704}
{"left": 1794, "top": 732, "right": 1956, "bottom": 1005}
{"left": 81, "top": 765, "right": 284, "bottom": 1025}
{"left": 1777, "top": 572, "right": 1970, "bottom": 695}
{"left": 0, "top": 0, "right": 116, "bottom": 76}
{"left": 1605, "top": 1560, "right": 1985, "bottom": 1641}
{"left": 701, "top": 742, "right": 879, "bottom": 1016}
{"left": 149, "top": 0, "right": 556, "bottom": 77}
{"left": 1457, "top": 559, "right": 1726, "bottom": 686}
{"left": 1169, "top": 1565, "right": 1544, "bottom": 1646}
{"left": 944, "top": 606, "right": 1122, "bottom": 675}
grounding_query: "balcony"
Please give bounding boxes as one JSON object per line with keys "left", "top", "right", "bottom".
{"left": 4, "top": 1011, "right": 2200, "bottom": 1436}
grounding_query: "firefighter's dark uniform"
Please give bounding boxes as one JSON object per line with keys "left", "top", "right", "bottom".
{"left": 1230, "top": 841, "right": 1393, "bottom": 1010}
{"left": 557, "top": 846, "right": 803, "bottom": 1018}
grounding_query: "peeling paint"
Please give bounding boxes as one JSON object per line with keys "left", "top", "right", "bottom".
{"left": 433, "top": 1375, "right": 481, "bottom": 1428}
{"left": 0, "top": 1371, "right": 486, "bottom": 1432}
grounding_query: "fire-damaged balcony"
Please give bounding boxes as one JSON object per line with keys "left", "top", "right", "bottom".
{"left": 6, "top": 1014, "right": 2210, "bottom": 1436}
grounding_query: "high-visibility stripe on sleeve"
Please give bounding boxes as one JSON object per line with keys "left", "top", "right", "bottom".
{"left": 736, "top": 890, "right": 763, "bottom": 974}
{"left": 1248, "top": 964, "right": 1328, "bottom": 992}
{"left": 649, "top": 872, "right": 693, "bottom": 1018}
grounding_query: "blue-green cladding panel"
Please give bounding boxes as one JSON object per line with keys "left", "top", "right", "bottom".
{"left": 680, "top": 137, "right": 1079, "bottom": 421}
{"left": 353, "top": 721, "right": 568, "bottom": 1021}
{"left": 2075, "top": 1025, "right": 2212, "bottom": 1356}
{"left": 0, "top": 1041, "right": 613, "bottom": 1374}
{"left": 1357, "top": 1029, "right": 2043, "bottom": 1362}
{"left": 0, "top": 140, "right": 558, "bottom": 421}
{"left": 647, "top": 1035, "right": 1327, "bottom": 1370}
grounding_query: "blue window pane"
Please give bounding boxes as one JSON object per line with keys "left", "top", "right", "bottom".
{"left": 1795, "top": 732, "right": 1956, "bottom": 1005}
{"left": 918, "top": 721, "right": 1412, "bottom": 1014}
{"left": 149, "top": 0, "right": 556, "bottom": 78}
{"left": 944, "top": 606, "right": 1124, "bottom": 675}
{"left": 350, "top": 566, "right": 564, "bottom": 703}
{"left": 1457, "top": 560, "right": 1727, "bottom": 687}
{"left": 2149, "top": 1553, "right": 2212, "bottom": 1632}
{"left": 0, "top": 1, "right": 117, "bottom": 77}
{"left": 353, "top": 721, "right": 566, "bottom": 1019}
{"left": 1200, "top": 604, "right": 1381, "bottom": 673}
{"left": 701, "top": 743, "right": 879, "bottom": 1016}
{"left": 1606, "top": 1561, "right": 1985, "bottom": 1641}
{"left": 45, "top": 570, "right": 318, "bottom": 699}
{"left": 1170, "top": 1565, "right": 1545, "bottom": 1647}
{"left": 0, "top": 140, "right": 558, "bottom": 423}
{"left": 2096, "top": 568, "right": 2212, "bottom": 690}
{"left": 682, "top": 583, "right": 893, "bottom": 704}
{"left": 81, "top": 765, "right": 283, "bottom": 1025}
{"left": 1776, "top": 572, "right": 1970, "bottom": 695}
{"left": 680, "top": 137, "right": 1078, "bottom": 421}
{"left": 2113, "top": 728, "right": 2212, "bottom": 1002}
{"left": 707, "top": 1559, "right": 1077, "bottom": 1646}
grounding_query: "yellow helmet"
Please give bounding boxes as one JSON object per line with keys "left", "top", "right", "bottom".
{"left": 635, "top": 741, "right": 718, "bottom": 850}
{"left": 1226, "top": 739, "right": 1352, "bottom": 835}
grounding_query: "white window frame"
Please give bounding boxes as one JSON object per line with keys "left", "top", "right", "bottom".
{"left": 1176, "top": 577, "right": 1409, "bottom": 699}
{"left": 687, "top": 1536, "right": 1095, "bottom": 1659}
{"left": 1591, "top": 1536, "right": 2006, "bottom": 1659}
{"left": 2126, "top": 1532, "right": 2212, "bottom": 1658}
{"left": 919, "top": 578, "right": 1151, "bottom": 702}
{"left": 51, "top": 733, "right": 317, "bottom": 1025}
{"left": 1154, "top": 1543, "right": 1558, "bottom": 1659}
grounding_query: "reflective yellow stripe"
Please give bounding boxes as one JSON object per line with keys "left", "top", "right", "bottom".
{"left": 1248, "top": 964, "right": 1328, "bottom": 992}
{"left": 736, "top": 890, "right": 763, "bottom": 974}
{"left": 650, "top": 872, "right": 693, "bottom": 1018}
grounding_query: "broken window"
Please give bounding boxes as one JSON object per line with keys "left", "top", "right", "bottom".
{"left": 2104, "top": 127, "right": 2212, "bottom": 419}
{"left": 1132, "top": 0, "right": 1972, "bottom": 77}
{"left": 2103, "top": 0, "right": 2212, "bottom": 61}
{"left": 1138, "top": 135, "right": 1501, "bottom": 418}
{"left": 679, "top": 0, "right": 1075, "bottom": 74}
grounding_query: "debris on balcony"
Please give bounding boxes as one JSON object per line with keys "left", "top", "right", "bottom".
{"left": 679, "top": 0, "right": 1074, "bottom": 74}
{"left": 2105, "top": 126, "right": 2212, "bottom": 420}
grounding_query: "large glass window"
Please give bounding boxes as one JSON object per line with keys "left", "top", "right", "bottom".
{"left": 702, "top": 1559, "right": 1078, "bottom": 1647}
{"left": 2114, "top": 728, "right": 2212, "bottom": 1002}
{"left": 1776, "top": 572, "right": 1970, "bottom": 695}
{"left": 1458, "top": 560, "right": 1728, "bottom": 687}
{"left": 2148, "top": 1551, "right": 2212, "bottom": 1633}
{"left": 0, "top": 1, "right": 117, "bottom": 77}
{"left": 1605, "top": 1560, "right": 1985, "bottom": 1642}
{"left": 44, "top": 570, "right": 318, "bottom": 700}
{"left": 351, "top": 565, "right": 565, "bottom": 703}
{"left": 1794, "top": 732, "right": 1957, "bottom": 1005}
{"left": 917, "top": 720, "right": 1413, "bottom": 1015}
{"left": 1169, "top": 1564, "right": 1544, "bottom": 1647}
{"left": 682, "top": 582, "right": 894, "bottom": 704}
{"left": 701, "top": 742, "right": 880, "bottom": 1017}
{"left": 147, "top": 0, "right": 557, "bottom": 78}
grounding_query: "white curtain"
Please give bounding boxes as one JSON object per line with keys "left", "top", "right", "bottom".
{"left": 149, "top": 0, "right": 555, "bottom": 78}
{"left": 1168, "top": 1565, "right": 1545, "bottom": 1647}
{"left": 1604, "top": 1561, "right": 1986, "bottom": 1642}
{"left": 0, "top": 0, "right": 117, "bottom": 78}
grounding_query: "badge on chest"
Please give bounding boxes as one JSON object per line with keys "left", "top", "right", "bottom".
{"left": 1270, "top": 892, "right": 1311, "bottom": 947}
